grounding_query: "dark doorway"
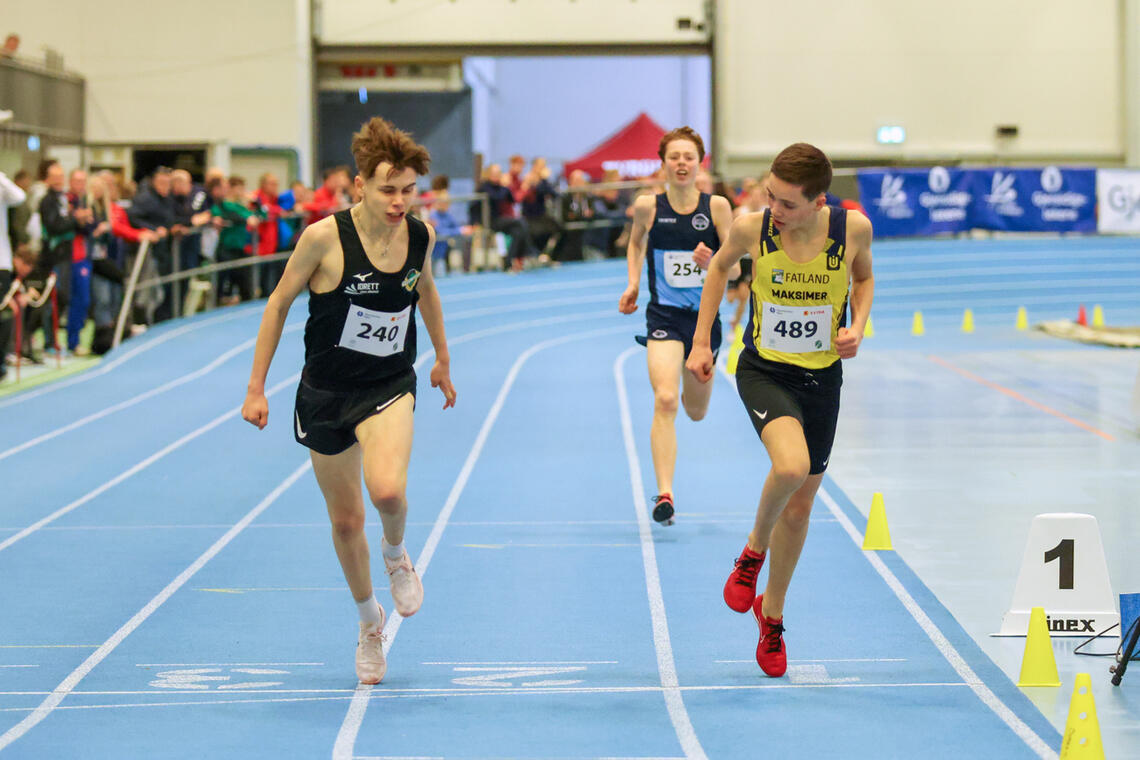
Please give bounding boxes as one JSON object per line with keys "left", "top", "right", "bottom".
{"left": 317, "top": 90, "right": 473, "bottom": 185}
{"left": 133, "top": 148, "right": 207, "bottom": 183}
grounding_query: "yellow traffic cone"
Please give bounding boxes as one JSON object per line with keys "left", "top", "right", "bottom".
{"left": 1016, "top": 306, "right": 1029, "bottom": 330}
{"left": 911, "top": 311, "right": 925, "bottom": 336}
{"left": 862, "top": 492, "right": 893, "bottom": 550}
{"left": 1091, "top": 305, "right": 1104, "bottom": 328}
{"left": 1060, "top": 673, "right": 1105, "bottom": 759}
{"left": 1018, "top": 606, "right": 1061, "bottom": 687}
{"left": 961, "top": 308, "right": 975, "bottom": 334}
{"left": 725, "top": 324, "right": 745, "bottom": 374}
{"left": 864, "top": 315, "right": 874, "bottom": 338}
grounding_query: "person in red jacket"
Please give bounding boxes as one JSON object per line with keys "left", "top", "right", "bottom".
{"left": 92, "top": 173, "right": 158, "bottom": 352}
{"left": 305, "top": 167, "right": 350, "bottom": 227}
{"left": 254, "top": 173, "right": 285, "bottom": 297}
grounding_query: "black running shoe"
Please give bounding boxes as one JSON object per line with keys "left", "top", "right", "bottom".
{"left": 652, "top": 493, "right": 675, "bottom": 525}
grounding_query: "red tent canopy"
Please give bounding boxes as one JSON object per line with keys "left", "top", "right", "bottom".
{"left": 563, "top": 112, "right": 668, "bottom": 181}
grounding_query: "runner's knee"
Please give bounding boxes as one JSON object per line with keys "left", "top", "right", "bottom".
{"left": 654, "top": 388, "right": 679, "bottom": 415}
{"left": 328, "top": 510, "right": 365, "bottom": 540}
{"left": 768, "top": 457, "right": 810, "bottom": 491}
{"left": 367, "top": 478, "right": 407, "bottom": 513}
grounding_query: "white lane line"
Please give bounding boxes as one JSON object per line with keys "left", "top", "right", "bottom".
{"left": 413, "top": 309, "right": 613, "bottom": 370}
{"left": 0, "top": 645, "right": 98, "bottom": 649}
{"left": 447, "top": 293, "right": 612, "bottom": 320}
{"left": 715, "top": 658, "right": 907, "bottom": 664}
{"left": 715, "top": 362, "right": 1057, "bottom": 759}
{"left": 615, "top": 346, "right": 707, "bottom": 760}
{"left": 817, "top": 487, "right": 1059, "bottom": 760}
{"left": 134, "top": 663, "right": 324, "bottom": 668}
{"left": 2, "top": 310, "right": 614, "bottom": 554}
{"left": 0, "top": 460, "right": 311, "bottom": 752}
{"left": 422, "top": 661, "right": 619, "bottom": 666}
{"left": 0, "top": 681, "right": 976, "bottom": 714}
{"left": 2, "top": 680, "right": 971, "bottom": 699}
{"left": 439, "top": 275, "right": 626, "bottom": 303}
{"left": 0, "top": 373, "right": 301, "bottom": 555}
{"left": 333, "top": 326, "right": 627, "bottom": 760}
{"left": 0, "top": 323, "right": 304, "bottom": 462}
{"left": 0, "top": 302, "right": 264, "bottom": 410}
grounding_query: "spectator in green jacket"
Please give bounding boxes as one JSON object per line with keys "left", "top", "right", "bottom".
{"left": 211, "top": 175, "right": 259, "bottom": 303}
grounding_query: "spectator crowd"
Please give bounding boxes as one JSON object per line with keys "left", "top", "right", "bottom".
{"left": 2, "top": 152, "right": 783, "bottom": 377}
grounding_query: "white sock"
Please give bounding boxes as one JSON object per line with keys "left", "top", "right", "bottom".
{"left": 381, "top": 538, "right": 405, "bottom": 562}
{"left": 355, "top": 594, "right": 382, "bottom": 625}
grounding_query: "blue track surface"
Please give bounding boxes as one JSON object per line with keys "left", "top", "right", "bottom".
{"left": 1, "top": 236, "right": 1138, "bottom": 758}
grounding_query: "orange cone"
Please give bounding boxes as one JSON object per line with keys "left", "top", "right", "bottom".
{"left": 1077, "top": 305, "right": 1088, "bottom": 327}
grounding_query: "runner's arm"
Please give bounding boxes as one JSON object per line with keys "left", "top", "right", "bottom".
{"left": 836, "top": 212, "right": 874, "bottom": 359}
{"left": 686, "top": 216, "right": 760, "bottom": 382}
{"left": 242, "top": 220, "right": 332, "bottom": 427}
{"left": 619, "top": 195, "right": 655, "bottom": 314}
{"left": 416, "top": 224, "right": 457, "bottom": 408}
{"left": 708, "top": 195, "right": 740, "bottom": 281}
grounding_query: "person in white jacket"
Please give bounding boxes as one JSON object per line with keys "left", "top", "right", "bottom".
{"left": 0, "top": 170, "right": 28, "bottom": 375}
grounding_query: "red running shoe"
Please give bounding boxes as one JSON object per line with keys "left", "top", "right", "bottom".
{"left": 723, "top": 545, "right": 766, "bottom": 612}
{"left": 752, "top": 595, "right": 787, "bottom": 677}
{"left": 652, "top": 493, "right": 675, "bottom": 525}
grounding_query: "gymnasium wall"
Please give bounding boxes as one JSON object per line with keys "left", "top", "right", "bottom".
{"left": 316, "top": 0, "right": 709, "bottom": 46}
{"left": 714, "top": 0, "right": 1124, "bottom": 175}
{"left": 4, "top": 0, "right": 313, "bottom": 177}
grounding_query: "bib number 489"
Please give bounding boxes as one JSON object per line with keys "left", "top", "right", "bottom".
{"left": 771, "top": 320, "right": 818, "bottom": 339}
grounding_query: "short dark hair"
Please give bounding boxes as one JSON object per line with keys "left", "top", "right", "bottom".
{"left": 658, "top": 126, "right": 705, "bottom": 162}
{"left": 228, "top": 175, "right": 246, "bottom": 188}
{"left": 431, "top": 174, "right": 450, "bottom": 192}
{"left": 36, "top": 159, "right": 59, "bottom": 181}
{"left": 770, "top": 143, "right": 832, "bottom": 200}
{"left": 13, "top": 169, "right": 29, "bottom": 183}
{"left": 351, "top": 117, "right": 431, "bottom": 181}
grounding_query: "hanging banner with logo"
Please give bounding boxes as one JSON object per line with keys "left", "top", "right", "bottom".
{"left": 1096, "top": 169, "right": 1140, "bottom": 233}
{"left": 970, "top": 166, "right": 1096, "bottom": 233}
{"left": 855, "top": 167, "right": 973, "bottom": 237}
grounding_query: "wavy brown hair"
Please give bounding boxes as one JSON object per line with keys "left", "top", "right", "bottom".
{"left": 770, "top": 143, "right": 832, "bottom": 200}
{"left": 658, "top": 126, "right": 705, "bottom": 162}
{"left": 351, "top": 117, "right": 431, "bottom": 181}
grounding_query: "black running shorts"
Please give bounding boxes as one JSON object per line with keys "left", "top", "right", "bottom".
{"left": 293, "top": 369, "right": 417, "bottom": 456}
{"left": 735, "top": 349, "right": 842, "bottom": 474}
{"left": 635, "top": 302, "right": 723, "bottom": 360}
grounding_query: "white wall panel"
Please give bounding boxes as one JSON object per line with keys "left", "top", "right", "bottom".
{"left": 318, "top": 0, "right": 709, "bottom": 46}
{"left": 5, "top": 0, "right": 310, "bottom": 169}
{"left": 715, "top": 0, "right": 1122, "bottom": 173}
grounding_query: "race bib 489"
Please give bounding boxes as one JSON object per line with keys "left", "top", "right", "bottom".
{"left": 759, "top": 302, "right": 831, "bottom": 353}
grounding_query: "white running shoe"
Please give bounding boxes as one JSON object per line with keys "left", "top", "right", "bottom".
{"left": 355, "top": 604, "right": 387, "bottom": 684}
{"left": 383, "top": 542, "right": 424, "bottom": 617}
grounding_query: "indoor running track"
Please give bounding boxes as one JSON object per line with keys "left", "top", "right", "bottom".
{"left": 4, "top": 241, "right": 1132, "bottom": 759}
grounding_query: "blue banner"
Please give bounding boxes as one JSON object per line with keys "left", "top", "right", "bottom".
{"left": 970, "top": 167, "right": 1096, "bottom": 233}
{"left": 856, "top": 167, "right": 973, "bottom": 237}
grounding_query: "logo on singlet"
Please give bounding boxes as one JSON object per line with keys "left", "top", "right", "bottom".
{"left": 353, "top": 272, "right": 373, "bottom": 282}
{"left": 657, "top": 217, "right": 677, "bottom": 224}
{"left": 771, "top": 269, "right": 784, "bottom": 284}
{"left": 402, "top": 269, "right": 421, "bottom": 292}
{"left": 691, "top": 213, "right": 710, "bottom": 231}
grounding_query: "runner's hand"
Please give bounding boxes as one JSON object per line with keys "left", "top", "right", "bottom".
{"left": 836, "top": 326, "right": 862, "bottom": 359}
{"left": 686, "top": 345, "right": 715, "bottom": 383}
{"left": 692, "top": 242, "right": 714, "bottom": 270}
{"left": 618, "top": 285, "right": 639, "bottom": 314}
{"left": 242, "top": 391, "right": 268, "bottom": 429}
{"left": 431, "top": 360, "right": 457, "bottom": 409}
